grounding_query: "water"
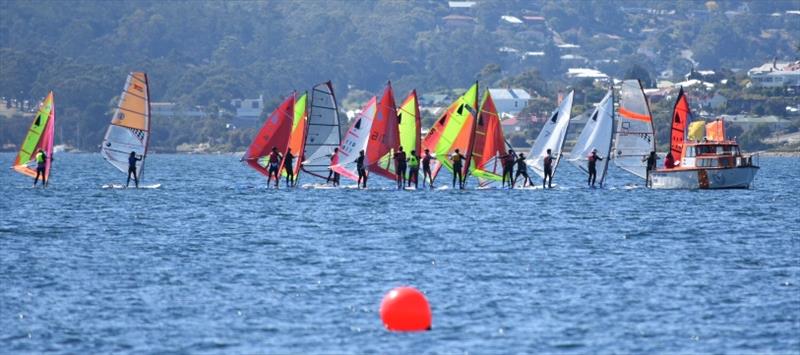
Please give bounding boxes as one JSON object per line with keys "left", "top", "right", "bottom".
{"left": 1, "top": 153, "right": 798, "bottom": 353}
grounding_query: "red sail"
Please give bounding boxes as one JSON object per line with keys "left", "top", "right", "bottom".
{"left": 243, "top": 94, "right": 295, "bottom": 177}
{"left": 471, "top": 90, "right": 507, "bottom": 180}
{"left": 366, "top": 82, "right": 400, "bottom": 180}
{"left": 670, "top": 87, "right": 691, "bottom": 161}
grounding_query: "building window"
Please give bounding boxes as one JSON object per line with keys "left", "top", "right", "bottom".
{"left": 252, "top": 101, "right": 259, "bottom": 109}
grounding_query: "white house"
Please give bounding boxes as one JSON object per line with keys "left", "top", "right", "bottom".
{"left": 230, "top": 95, "right": 264, "bottom": 121}
{"left": 488, "top": 88, "right": 532, "bottom": 115}
{"left": 747, "top": 60, "right": 800, "bottom": 88}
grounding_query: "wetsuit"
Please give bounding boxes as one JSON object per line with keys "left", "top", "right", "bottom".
{"left": 327, "top": 153, "right": 340, "bottom": 186}
{"left": 514, "top": 157, "right": 530, "bottom": 187}
{"left": 502, "top": 152, "right": 516, "bottom": 187}
{"left": 33, "top": 151, "right": 47, "bottom": 187}
{"left": 127, "top": 154, "right": 141, "bottom": 188}
{"left": 284, "top": 152, "right": 295, "bottom": 187}
{"left": 587, "top": 153, "right": 603, "bottom": 187}
{"left": 267, "top": 151, "right": 281, "bottom": 187}
{"left": 451, "top": 153, "right": 466, "bottom": 189}
{"left": 422, "top": 154, "right": 433, "bottom": 188}
{"left": 543, "top": 154, "right": 554, "bottom": 188}
{"left": 645, "top": 153, "right": 657, "bottom": 187}
{"left": 407, "top": 154, "right": 419, "bottom": 189}
{"left": 664, "top": 155, "right": 675, "bottom": 169}
{"left": 356, "top": 155, "right": 367, "bottom": 188}
{"left": 394, "top": 150, "right": 407, "bottom": 189}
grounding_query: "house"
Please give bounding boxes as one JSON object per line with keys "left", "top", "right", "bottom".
{"left": 442, "top": 14, "right": 476, "bottom": 27}
{"left": 500, "top": 15, "right": 523, "bottom": 25}
{"left": 747, "top": 60, "right": 800, "bottom": 88}
{"left": 488, "top": 88, "right": 532, "bottom": 115}
{"left": 696, "top": 92, "right": 728, "bottom": 110}
{"left": 448, "top": 1, "right": 476, "bottom": 9}
{"left": 566, "top": 68, "right": 609, "bottom": 82}
{"left": 685, "top": 68, "right": 719, "bottom": 82}
{"left": 719, "top": 114, "right": 792, "bottom": 131}
{"left": 230, "top": 95, "right": 264, "bottom": 127}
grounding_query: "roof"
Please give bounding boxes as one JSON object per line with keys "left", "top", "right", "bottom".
{"left": 442, "top": 14, "right": 475, "bottom": 21}
{"left": 748, "top": 60, "right": 800, "bottom": 75}
{"left": 560, "top": 54, "right": 588, "bottom": 61}
{"left": 501, "top": 117, "right": 520, "bottom": 125}
{"left": 522, "top": 15, "right": 545, "bottom": 21}
{"left": 556, "top": 43, "right": 580, "bottom": 49}
{"left": 718, "top": 114, "right": 791, "bottom": 124}
{"left": 489, "top": 88, "right": 532, "bottom": 101}
{"left": 501, "top": 15, "right": 523, "bottom": 24}
{"left": 566, "top": 68, "right": 607, "bottom": 78}
{"left": 448, "top": 1, "right": 476, "bottom": 8}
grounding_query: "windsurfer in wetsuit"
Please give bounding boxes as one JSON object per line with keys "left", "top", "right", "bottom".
{"left": 267, "top": 146, "right": 282, "bottom": 188}
{"left": 543, "top": 148, "right": 554, "bottom": 189}
{"left": 126, "top": 151, "right": 142, "bottom": 188}
{"left": 422, "top": 148, "right": 434, "bottom": 189}
{"left": 32, "top": 149, "right": 48, "bottom": 188}
{"left": 284, "top": 148, "right": 295, "bottom": 187}
{"left": 501, "top": 149, "right": 517, "bottom": 188}
{"left": 394, "top": 146, "right": 407, "bottom": 189}
{"left": 450, "top": 148, "right": 466, "bottom": 189}
{"left": 643, "top": 151, "right": 658, "bottom": 187}
{"left": 587, "top": 148, "right": 603, "bottom": 187}
{"left": 407, "top": 150, "right": 419, "bottom": 189}
{"left": 514, "top": 153, "right": 531, "bottom": 187}
{"left": 356, "top": 150, "right": 367, "bottom": 189}
{"left": 327, "top": 147, "right": 340, "bottom": 186}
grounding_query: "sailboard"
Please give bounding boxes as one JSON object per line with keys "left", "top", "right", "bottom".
{"left": 281, "top": 91, "right": 309, "bottom": 179}
{"left": 670, "top": 87, "right": 692, "bottom": 163}
{"left": 368, "top": 82, "right": 401, "bottom": 180}
{"left": 421, "top": 82, "right": 479, "bottom": 184}
{"left": 470, "top": 90, "right": 508, "bottom": 186}
{"left": 303, "top": 81, "right": 343, "bottom": 179}
{"left": 241, "top": 94, "right": 295, "bottom": 177}
{"left": 101, "top": 72, "right": 152, "bottom": 180}
{"left": 527, "top": 90, "right": 574, "bottom": 179}
{"left": 568, "top": 89, "right": 614, "bottom": 186}
{"left": 12, "top": 92, "right": 55, "bottom": 180}
{"left": 613, "top": 79, "right": 655, "bottom": 179}
{"left": 397, "top": 90, "right": 421, "bottom": 179}
{"left": 330, "top": 97, "right": 377, "bottom": 181}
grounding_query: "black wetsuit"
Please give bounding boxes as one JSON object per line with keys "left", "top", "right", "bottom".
{"left": 502, "top": 153, "right": 515, "bottom": 187}
{"left": 587, "top": 153, "right": 603, "bottom": 187}
{"left": 645, "top": 154, "right": 657, "bottom": 187}
{"left": 514, "top": 157, "right": 530, "bottom": 187}
{"left": 284, "top": 152, "right": 295, "bottom": 187}
{"left": 356, "top": 155, "right": 367, "bottom": 188}
{"left": 127, "top": 154, "right": 141, "bottom": 188}
{"left": 267, "top": 152, "right": 281, "bottom": 187}
{"left": 543, "top": 155, "right": 554, "bottom": 188}
{"left": 452, "top": 153, "right": 466, "bottom": 189}
{"left": 394, "top": 151, "right": 407, "bottom": 189}
{"left": 422, "top": 154, "right": 432, "bottom": 188}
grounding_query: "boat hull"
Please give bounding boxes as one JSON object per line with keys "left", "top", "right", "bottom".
{"left": 650, "top": 166, "right": 759, "bottom": 189}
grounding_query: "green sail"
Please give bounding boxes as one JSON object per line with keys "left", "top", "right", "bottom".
{"left": 293, "top": 93, "right": 307, "bottom": 130}
{"left": 17, "top": 94, "right": 54, "bottom": 166}
{"left": 436, "top": 83, "right": 478, "bottom": 174}
{"left": 398, "top": 93, "right": 418, "bottom": 155}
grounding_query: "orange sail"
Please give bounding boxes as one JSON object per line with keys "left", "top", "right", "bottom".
{"left": 706, "top": 119, "right": 726, "bottom": 142}
{"left": 367, "top": 82, "right": 401, "bottom": 180}
{"left": 470, "top": 90, "right": 508, "bottom": 184}
{"left": 670, "top": 87, "right": 692, "bottom": 161}
{"left": 281, "top": 92, "right": 308, "bottom": 177}
{"left": 421, "top": 83, "right": 479, "bottom": 183}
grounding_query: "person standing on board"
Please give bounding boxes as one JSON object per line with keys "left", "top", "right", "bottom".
{"left": 587, "top": 148, "right": 603, "bottom": 187}
{"left": 284, "top": 148, "right": 296, "bottom": 187}
{"left": 643, "top": 151, "right": 658, "bottom": 187}
{"left": 501, "top": 149, "right": 517, "bottom": 188}
{"left": 32, "top": 149, "right": 48, "bottom": 188}
{"left": 356, "top": 150, "right": 367, "bottom": 189}
{"left": 126, "top": 151, "right": 142, "bottom": 188}
{"left": 543, "top": 149, "right": 555, "bottom": 189}
{"left": 450, "top": 148, "right": 467, "bottom": 189}
{"left": 422, "top": 149, "right": 434, "bottom": 189}
{"left": 407, "top": 150, "right": 420, "bottom": 189}
{"left": 394, "top": 146, "right": 407, "bottom": 190}
{"left": 326, "top": 147, "right": 340, "bottom": 187}
{"left": 266, "top": 146, "right": 283, "bottom": 188}
{"left": 514, "top": 153, "right": 531, "bottom": 187}
{"left": 664, "top": 152, "right": 676, "bottom": 169}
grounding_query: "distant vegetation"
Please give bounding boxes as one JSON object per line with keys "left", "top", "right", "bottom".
{"left": 0, "top": 0, "right": 798, "bottom": 152}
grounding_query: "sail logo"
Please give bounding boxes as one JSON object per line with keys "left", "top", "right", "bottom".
{"left": 117, "top": 112, "right": 126, "bottom": 121}
{"left": 133, "top": 83, "right": 144, "bottom": 92}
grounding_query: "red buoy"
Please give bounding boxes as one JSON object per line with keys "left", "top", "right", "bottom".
{"left": 379, "top": 286, "right": 432, "bottom": 332}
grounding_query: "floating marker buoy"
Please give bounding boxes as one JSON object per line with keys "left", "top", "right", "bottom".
{"left": 379, "top": 286, "right": 431, "bottom": 332}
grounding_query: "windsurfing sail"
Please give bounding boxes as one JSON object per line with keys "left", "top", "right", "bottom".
{"left": 368, "top": 82, "right": 401, "bottom": 180}
{"left": 281, "top": 91, "right": 308, "bottom": 178}
{"left": 330, "top": 97, "right": 377, "bottom": 181}
{"left": 12, "top": 92, "right": 55, "bottom": 179}
{"left": 470, "top": 90, "right": 508, "bottom": 185}
{"left": 613, "top": 79, "right": 655, "bottom": 179}
{"left": 242, "top": 94, "right": 295, "bottom": 177}
{"left": 101, "top": 72, "right": 151, "bottom": 179}
{"left": 303, "top": 81, "right": 343, "bottom": 178}
{"left": 568, "top": 89, "right": 614, "bottom": 186}
{"left": 670, "top": 87, "right": 692, "bottom": 162}
{"left": 397, "top": 90, "right": 421, "bottom": 179}
{"left": 527, "top": 90, "right": 574, "bottom": 179}
{"left": 421, "top": 82, "right": 479, "bottom": 183}
{"left": 706, "top": 119, "right": 725, "bottom": 142}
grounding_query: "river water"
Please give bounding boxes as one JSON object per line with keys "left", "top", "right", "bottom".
{"left": 1, "top": 153, "right": 798, "bottom": 353}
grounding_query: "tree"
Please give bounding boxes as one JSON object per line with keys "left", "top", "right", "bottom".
{"left": 624, "top": 64, "right": 654, "bottom": 88}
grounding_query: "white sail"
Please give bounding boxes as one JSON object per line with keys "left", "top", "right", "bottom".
{"left": 101, "top": 72, "right": 151, "bottom": 179}
{"left": 613, "top": 79, "right": 655, "bottom": 179}
{"left": 303, "top": 81, "right": 343, "bottom": 179}
{"left": 568, "top": 90, "right": 614, "bottom": 185}
{"left": 330, "top": 97, "right": 377, "bottom": 181}
{"left": 527, "top": 91, "right": 574, "bottom": 179}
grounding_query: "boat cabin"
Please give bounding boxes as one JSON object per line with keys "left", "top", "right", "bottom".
{"left": 680, "top": 141, "right": 753, "bottom": 169}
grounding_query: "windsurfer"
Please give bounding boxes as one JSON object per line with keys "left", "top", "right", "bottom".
{"left": 394, "top": 146, "right": 407, "bottom": 189}
{"left": 643, "top": 151, "right": 658, "bottom": 187}
{"left": 422, "top": 149, "right": 434, "bottom": 189}
{"left": 126, "top": 151, "right": 142, "bottom": 188}
{"left": 356, "top": 150, "right": 367, "bottom": 189}
{"left": 284, "top": 148, "right": 295, "bottom": 187}
{"left": 327, "top": 147, "right": 340, "bottom": 186}
{"left": 501, "top": 149, "right": 516, "bottom": 188}
{"left": 267, "top": 146, "right": 282, "bottom": 188}
{"left": 514, "top": 153, "right": 531, "bottom": 187}
{"left": 451, "top": 148, "right": 466, "bottom": 189}
{"left": 543, "top": 148, "right": 555, "bottom": 189}
{"left": 407, "top": 150, "right": 419, "bottom": 189}
{"left": 587, "top": 148, "right": 603, "bottom": 187}
{"left": 664, "top": 152, "right": 676, "bottom": 169}
{"left": 32, "top": 149, "right": 48, "bottom": 188}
